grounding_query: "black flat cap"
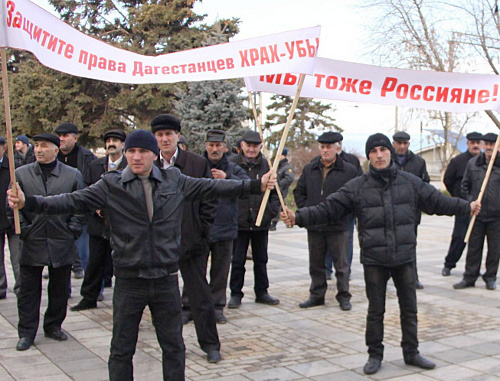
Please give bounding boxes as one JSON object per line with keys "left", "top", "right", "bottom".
{"left": 241, "top": 131, "right": 262, "bottom": 144}
{"left": 103, "top": 129, "right": 127, "bottom": 142}
{"left": 178, "top": 135, "right": 186, "bottom": 145}
{"left": 206, "top": 130, "right": 226, "bottom": 143}
{"left": 151, "top": 114, "right": 181, "bottom": 133}
{"left": 55, "top": 122, "right": 79, "bottom": 134}
{"left": 482, "top": 133, "right": 498, "bottom": 143}
{"left": 466, "top": 132, "right": 482, "bottom": 141}
{"left": 33, "top": 133, "right": 60, "bottom": 147}
{"left": 317, "top": 131, "right": 342, "bottom": 144}
{"left": 393, "top": 131, "right": 411, "bottom": 141}
{"left": 16, "top": 135, "right": 29, "bottom": 145}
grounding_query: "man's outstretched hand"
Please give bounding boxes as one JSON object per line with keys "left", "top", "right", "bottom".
{"left": 7, "top": 183, "right": 25, "bottom": 210}
{"left": 280, "top": 206, "right": 296, "bottom": 227}
{"left": 260, "top": 171, "right": 277, "bottom": 192}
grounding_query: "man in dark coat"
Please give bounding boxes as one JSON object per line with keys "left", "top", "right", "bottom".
{"left": 8, "top": 129, "right": 275, "bottom": 380}
{"left": 13, "top": 133, "right": 85, "bottom": 351}
{"left": 228, "top": 131, "right": 280, "bottom": 308}
{"left": 0, "top": 136, "right": 21, "bottom": 298}
{"left": 270, "top": 147, "right": 294, "bottom": 231}
{"left": 203, "top": 129, "right": 249, "bottom": 324}
{"left": 294, "top": 132, "right": 358, "bottom": 311}
{"left": 454, "top": 132, "right": 500, "bottom": 291}
{"left": 152, "top": 114, "right": 221, "bottom": 363}
{"left": 71, "top": 129, "right": 127, "bottom": 311}
{"left": 442, "top": 132, "right": 482, "bottom": 276}
{"left": 282, "top": 133, "right": 480, "bottom": 375}
{"left": 14, "top": 135, "right": 35, "bottom": 167}
{"left": 392, "top": 131, "right": 430, "bottom": 289}
{"left": 55, "top": 122, "right": 97, "bottom": 278}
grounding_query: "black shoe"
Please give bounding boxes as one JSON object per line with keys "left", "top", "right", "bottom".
{"left": 269, "top": 222, "right": 277, "bottom": 231}
{"left": 16, "top": 337, "right": 33, "bottom": 351}
{"left": 363, "top": 357, "right": 381, "bottom": 375}
{"left": 45, "top": 329, "right": 68, "bottom": 341}
{"left": 215, "top": 311, "right": 227, "bottom": 324}
{"left": 339, "top": 300, "right": 352, "bottom": 311}
{"left": 70, "top": 298, "right": 97, "bottom": 311}
{"left": 73, "top": 270, "right": 84, "bottom": 279}
{"left": 404, "top": 354, "right": 436, "bottom": 370}
{"left": 181, "top": 311, "right": 193, "bottom": 325}
{"left": 299, "top": 298, "right": 325, "bottom": 308}
{"left": 97, "top": 293, "right": 104, "bottom": 301}
{"left": 453, "top": 280, "right": 475, "bottom": 289}
{"left": 228, "top": 296, "right": 241, "bottom": 309}
{"left": 416, "top": 281, "right": 424, "bottom": 290}
{"left": 486, "top": 281, "right": 497, "bottom": 290}
{"left": 442, "top": 267, "right": 451, "bottom": 276}
{"left": 255, "top": 293, "right": 280, "bottom": 305}
{"left": 207, "top": 349, "right": 222, "bottom": 363}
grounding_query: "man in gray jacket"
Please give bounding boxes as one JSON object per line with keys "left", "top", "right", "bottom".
{"left": 13, "top": 133, "right": 84, "bottom": 351}
{"left": 282, "top": 133, "right": 480, "bottom": 375}
{"left": 9, "top": 129, "right": 275, "bottom": 381}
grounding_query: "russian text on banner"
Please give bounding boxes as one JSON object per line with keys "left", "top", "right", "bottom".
{"left": 245, "top": 57, "right": 500, "bottom": 113}
{"left": 0, "top": 0, "right": 320, "bottom": 84}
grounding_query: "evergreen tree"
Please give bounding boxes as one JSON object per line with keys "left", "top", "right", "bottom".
{"left": 264, "top": 95, "right": 341, "bottom": 150}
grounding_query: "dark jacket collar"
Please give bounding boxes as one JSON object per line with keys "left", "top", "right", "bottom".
{"left": 476, "top": 152, "right": 500, "bottom": 167}
{"left": 369, "top": 161, "right": 397, "bottom": 182}
{"left": 121, "top": 164, "right": 163, "bottom": 184}
{"left": 203, "top": 151, "right": 228, "bottom": 170}
{"left": 238, "top": 151, "right": 262, "bottom": 167}
{"left": 33, "top": 159, "right": 63, "bottom": 177}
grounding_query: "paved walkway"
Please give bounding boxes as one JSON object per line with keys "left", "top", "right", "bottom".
{"left": 1, "top": 214, "right": 500, "bottom": 380}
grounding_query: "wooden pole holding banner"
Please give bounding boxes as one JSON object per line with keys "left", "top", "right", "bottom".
{"left": 464, "top": 130, "right": 500, "bottom": 243}
{"left": 246, "top": 90, "right": 288, "bottom": 218}
{"left": 255, "top": 73, "right": 306, "bottom": 226}
{"left": 0, "top": 48, "right": 20, "bottom": 234}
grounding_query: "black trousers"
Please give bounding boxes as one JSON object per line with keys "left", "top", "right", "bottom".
{"left": 463, "top": 219, "right": 500, "bottom": 283}
{"left": 363, "top": 262, "right": 419, "bottom": 360}
{"left": 307, "top": 230, "right": 350, "bottom": 302}
{"left": 444, "top": 215, "right": 470, "bottom": 269}
{"left": 207, "top": 240, "right": 233, "bottom": 310}
{"left": 17, "top": 264, "right": 71, "bottom": 339}
{"left": 108, "top": 276, "right": 185, "bottom": 381}
{"left": 80, "top": 235, "right": 112, "bottom": 302}
{"left": 230, "top": 230, "right": 270, "bottom": 299}
{"left": 179, "top": 253, "right": 220, "bottom": 353}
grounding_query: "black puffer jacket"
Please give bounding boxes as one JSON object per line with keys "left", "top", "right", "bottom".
{"left": 230, "top": 152, "right": 279, "bottom": 230}
{"left": 295, "top": 163, "right": 470, "bottom": 267}
{"left": 392, "top": 150, "right": 430, "bottom": 183}
{"left": 24, "top": 165, "right": 262, "bottom": 277}
{"left": 294, "top": 155, "right": 358, "bottom": 232}
{"left": 204, "top": 152, "right": 249, "bottom": 242}
{"left": 15, "top": 161, "right": 85, "bottom": 268}
{"left": 461, "top": 153, "right": 500, "bottom": 222}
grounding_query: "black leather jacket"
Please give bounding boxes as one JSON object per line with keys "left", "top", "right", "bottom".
{"left": 24, "top": 165, "right": 262, "bottom": 278}
{"left": 15, "top": 161, "right": 85, "bottom": 268}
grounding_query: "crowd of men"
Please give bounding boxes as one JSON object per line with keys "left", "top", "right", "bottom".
{"left": 0, "top": 118, "right": 494, "bottom": 379}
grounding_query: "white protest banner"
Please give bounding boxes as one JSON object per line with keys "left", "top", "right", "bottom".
{"left": 0, "top": 0, "right": 320, "bottom": 84}
{"left": 245, "top": 57, "right": 500, "bottom": 113}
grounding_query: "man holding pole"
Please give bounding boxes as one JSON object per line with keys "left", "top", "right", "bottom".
{"left": 281, "top": 133, "right": 481, "bottom": 375}
{"left": 454, "top": 132, "right": 500, "bottom": 291}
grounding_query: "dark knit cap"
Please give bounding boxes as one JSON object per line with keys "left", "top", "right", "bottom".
{"left": 365, "top": 133, "right": 394, "bottom": 158}
{"left": 33, "top": 133, "right": 60, "bottom": 148}
{"left": 318, "top": 131, "right": 342, "bottom": 144}
{"left": 55, "top": 122, "right": 79, "bottom": 134}
{"left": 241, "top": 131, "right": 262, "bottom": 144}
{"left": 206, "top": 130, "right": 226, "bottom": 143}
{"left": 393, "top": 131, "right": 411, "bottom": 142}
{"left": 103, "top": 129, "right": 127, "bottom": 142}
{"left": 482, "top": 133, "right": 498, "bottom": 143}
{"left": 466, "top": 132, "right": 482, "bottom": 141}
{"left": 16, "top": 135, "right": 29, "bottom": 145}
{"left": 151, "top": 114, "right": 181, "bottom": 133}
{"left": 124, "top": 130, "right": 159, "bottom": 155}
